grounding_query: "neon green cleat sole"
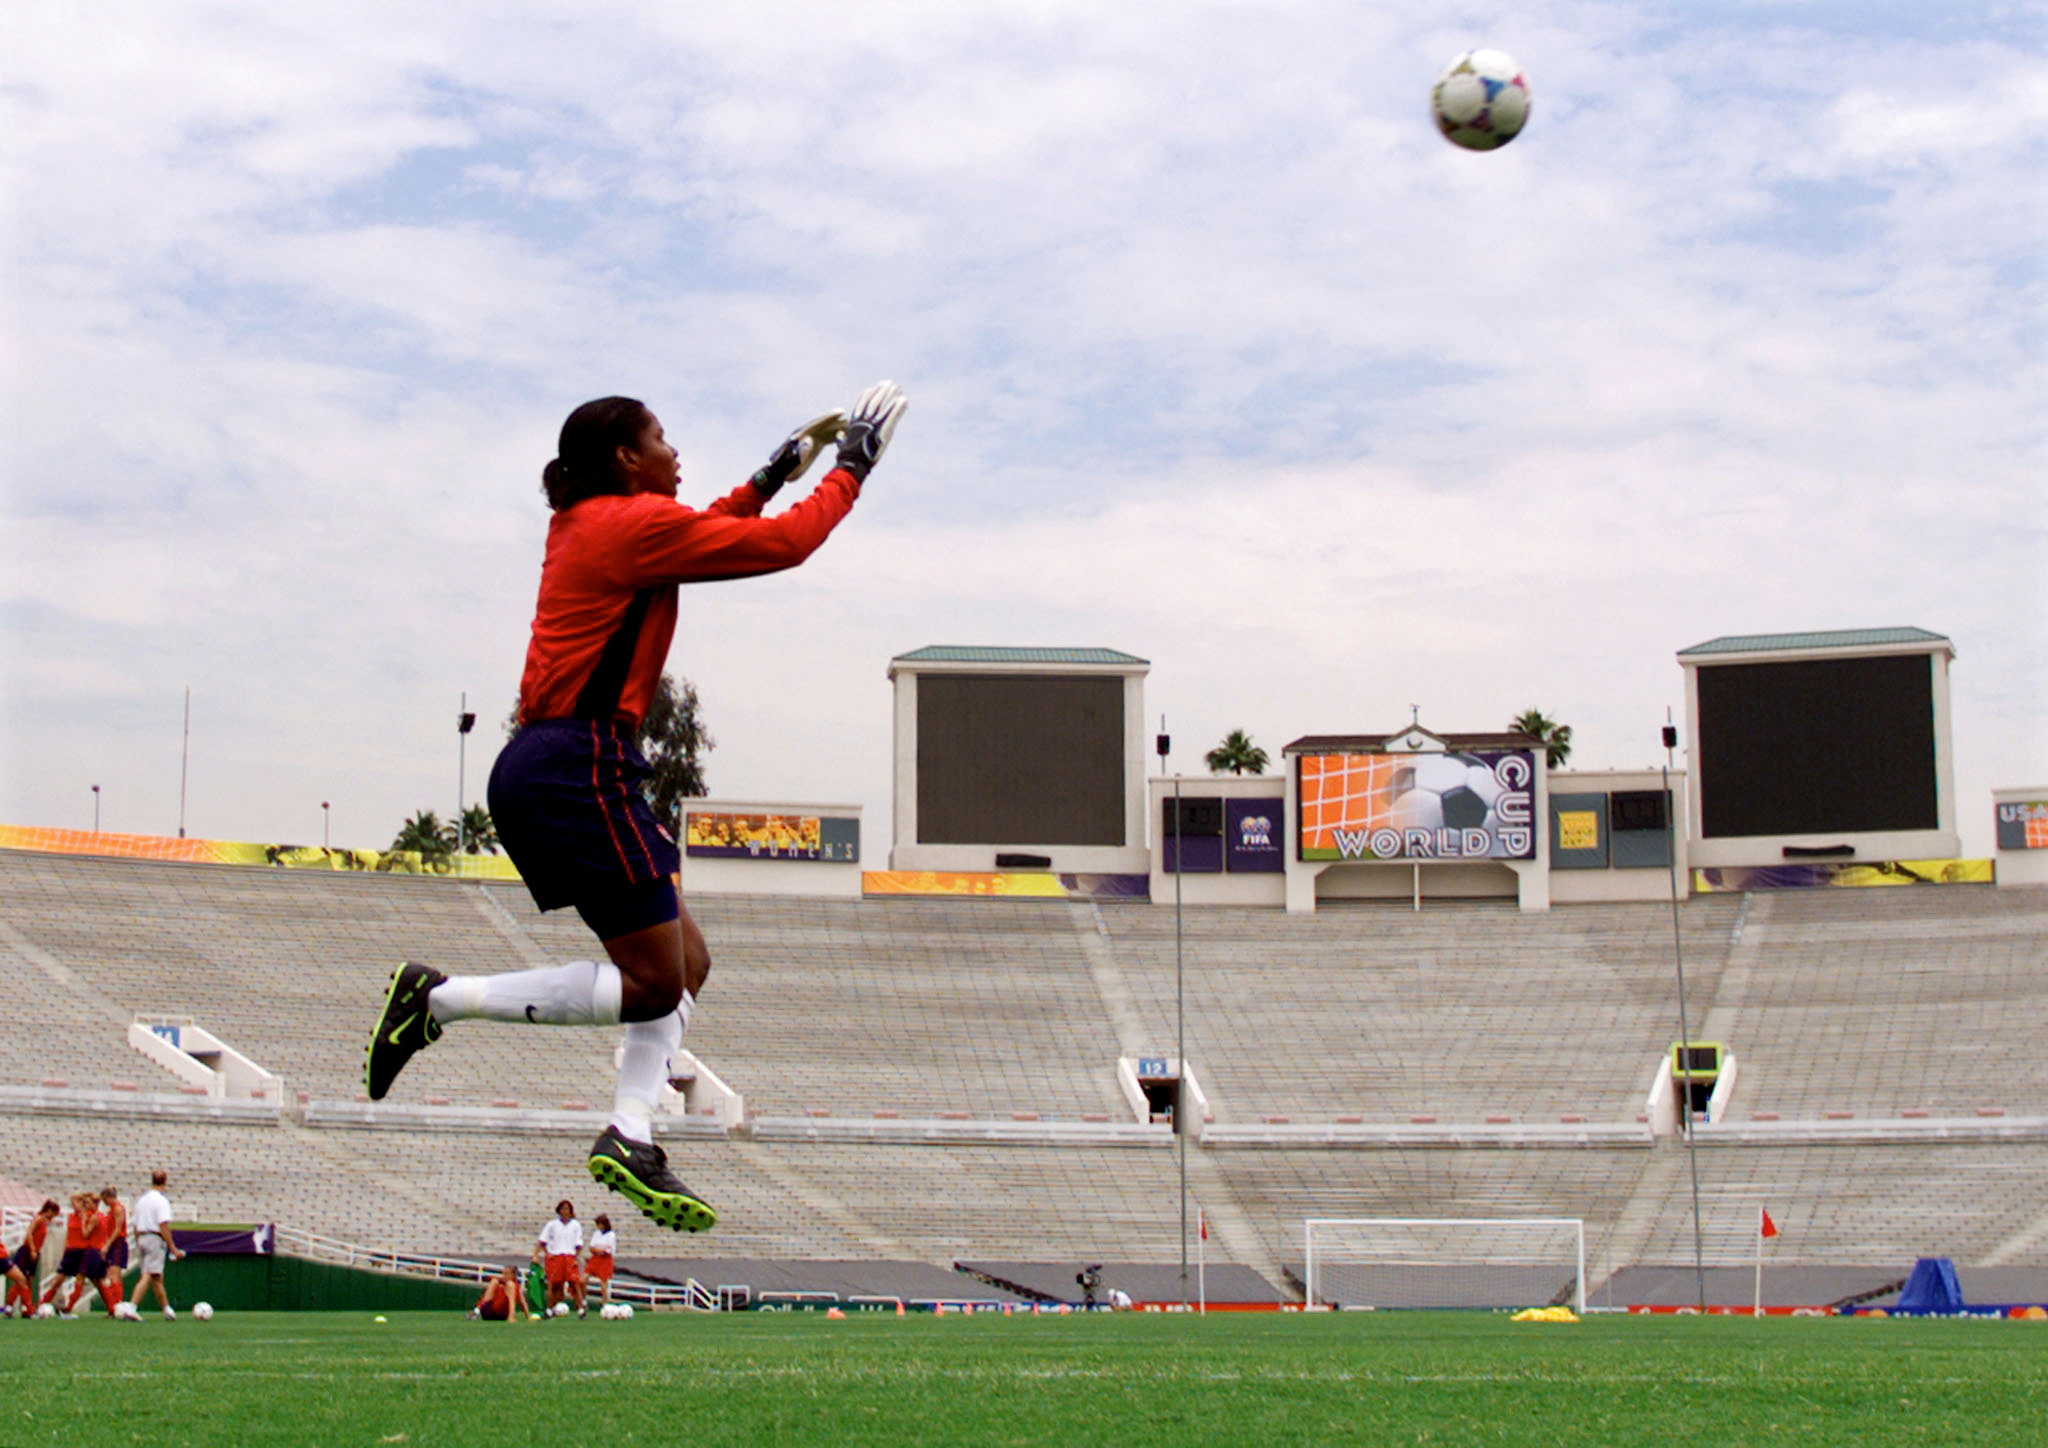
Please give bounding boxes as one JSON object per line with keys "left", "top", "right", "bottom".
{"left": 587, "top": 1126, "right": 717, "bottom": 1233}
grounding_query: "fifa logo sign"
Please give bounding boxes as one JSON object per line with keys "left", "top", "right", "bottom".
{"left": 1238, "top": 815, "right": 1273, "bottom": 849}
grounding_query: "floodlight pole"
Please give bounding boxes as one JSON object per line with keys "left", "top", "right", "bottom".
{"left": 177, "top": 686, "right": 191, "bottom": 838}
{"left": 1664, "top": 715, "right": 1707, "bottom": 1311}
{"left": 456, "top": 694, "right": 478, "bottom": 854}
{"left": 322, "top": 801, "right": 331, "bottom": 850}
{"left": 1159, "top": 718, "right": 1187, "bottom": 1309}
{"left": 91, "top": 784, "right": 100, "bottom": 833}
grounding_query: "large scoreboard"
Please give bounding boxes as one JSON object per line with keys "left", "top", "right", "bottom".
{"left": 1680, "top": 629, "right": 1958, "bottom": 868}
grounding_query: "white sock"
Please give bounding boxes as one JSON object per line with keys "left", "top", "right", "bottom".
{"left": 609, "top": 990, "right": 693, "bottom": 1143}
{"left": 428, "top": 961, "right": 623, "bottom": 1027}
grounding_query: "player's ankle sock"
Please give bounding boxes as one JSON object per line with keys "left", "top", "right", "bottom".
{"left": 609, "top": 997, "right": 687, "bottom": 1143}
{"left": 99, "top": 1283, "right": 120, "bottom": 1315}
{"left": 428, "top": 961, "right": 622, "bottom": 1026}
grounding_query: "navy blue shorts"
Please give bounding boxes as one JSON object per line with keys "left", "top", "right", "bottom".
{"left": 8, "top": 1244, "right": 33, "bottom": 1275}
{"left": 104, "top": 1238, "right": 128, "bottom": 1270}
{"left": 489, "top": 719, "right": 682, "bottom": 941}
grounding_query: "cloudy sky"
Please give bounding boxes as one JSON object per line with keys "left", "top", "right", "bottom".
{"left": 3, "top": 1, "right": 2041, "bottom": 859}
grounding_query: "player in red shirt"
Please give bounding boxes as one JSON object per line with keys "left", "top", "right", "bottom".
{"left": 5, "top": 1199, "right": 59, "bottom": 1316}
{"left": 65, "top": 1192, "right": 119, "bottom": 1314}
{"left": 95, "top": 1187, "right": 130, "bottom": 1317}
{"left": 366, "top": 382, "right": 906, "bottom": 1232}
{"left": 42, "top": 1193, "right": 98, "bottom": 1312}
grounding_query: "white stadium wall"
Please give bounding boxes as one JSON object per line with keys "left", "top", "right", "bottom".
{"left": 1146, "top": 774, "right": 1289, "bottom": 907}
{"left": 1546, "top": 768, "right": 1691, "bottom": 905}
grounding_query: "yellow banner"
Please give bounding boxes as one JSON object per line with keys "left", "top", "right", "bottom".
{"left": 861, "top": 870, "right": 1071, "bottom": 898}
{"left": 0, "top": 825, "right": 523, "bottom": 880}
{"left": 1694, "top": 859, "right": 1993, "bottom": 892}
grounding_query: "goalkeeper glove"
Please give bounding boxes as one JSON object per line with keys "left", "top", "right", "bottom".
{"left": 749, "top": 410, "right": 848, "bottom": 499}
{"left": 832, "top": 381, "right": 908, "bottom": 482}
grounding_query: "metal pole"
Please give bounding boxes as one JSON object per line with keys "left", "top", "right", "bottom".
{"left": 1663, "top": 715, "right": 1707, "bottom": 1311}
{"left": 456, "top": 695, "right": 478, "bottom": 855}
{"left": 1175, "top": 767, "right": 1186, "bottom": 1310}
{"left": 178, "top": 686, "right": 190, "bottom": 838}
{"left": 322, "top": 802, "right": 330, "bottom": 850}
{"left": 457, "top": 692, "right": 468, "bottom": 854}
{"left": 91, "top": 785, "right": 100, "bottom": 833}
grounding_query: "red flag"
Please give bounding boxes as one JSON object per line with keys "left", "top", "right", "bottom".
{"left": 1199, "top": 1210, "right": 1208, "bottom": 1241}
{"left": 1760, "top": 1208, "right": 1779, "bottom": 1240}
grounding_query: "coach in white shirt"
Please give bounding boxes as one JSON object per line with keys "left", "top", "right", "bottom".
{"left": 532, "top": 1200, "right": 588, "bottom": 1319}
{"left": 129, "top": 1169, "right": 184, "bottom": 1321}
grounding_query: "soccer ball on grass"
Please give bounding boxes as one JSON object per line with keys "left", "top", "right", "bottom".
{"left": 192, "top": 1302, "right": 214, "bottom": 1321}
{"left": 1432, "top": 50, "right": 1531, "bottom": 151}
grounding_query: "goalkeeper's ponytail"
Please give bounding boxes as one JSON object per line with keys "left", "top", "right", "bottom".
{"left": 542, "top": 396, "right": 651, "bottom": 511}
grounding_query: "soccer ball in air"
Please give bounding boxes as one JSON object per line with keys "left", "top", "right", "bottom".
{"left": 192, "top": 1302, "right": 214, "bottom": 1321}
{"left": 1432, "top": 50, "right": 1531, "bottom": 151}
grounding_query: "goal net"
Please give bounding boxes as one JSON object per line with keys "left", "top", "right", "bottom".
{"left": 1303, "top": 1217, "right": 1585, "bottom": 1312}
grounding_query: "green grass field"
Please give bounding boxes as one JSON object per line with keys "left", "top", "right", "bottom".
{"left": 8, "top": 1309, "right": 2044, "bottom": 1447}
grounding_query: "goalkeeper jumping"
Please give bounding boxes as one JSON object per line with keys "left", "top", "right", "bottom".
{"left": 364, "top": 382, "right": 907, "bottom": 1232}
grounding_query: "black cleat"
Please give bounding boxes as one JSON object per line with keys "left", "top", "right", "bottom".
{"left": 587, "top": 1125, "right": 717, "bottom": 1233}
{"left": 364, "top": 961, "right": 447, "bottom": 1100}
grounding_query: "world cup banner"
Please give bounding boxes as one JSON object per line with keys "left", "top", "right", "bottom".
{"left": 1298, "top": 751, "right": 1537, "bottom": 861}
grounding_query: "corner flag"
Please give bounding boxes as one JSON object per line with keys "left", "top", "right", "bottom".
{"left": 1760, "top": 1208, "right": 1780, "bottom": 1240}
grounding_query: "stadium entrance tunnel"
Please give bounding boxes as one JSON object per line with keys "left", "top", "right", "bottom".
{"left": 1119, "top": 1056, "right": 1211, "bottom": 1134}
{"left": 1644, "top": 1042, "right": 1736, "bottom": 1134}
{"left": 128, "top": 1017, "right": 281, "bottom": 1102}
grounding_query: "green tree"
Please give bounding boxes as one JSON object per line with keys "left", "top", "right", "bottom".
{"left": 638, "top": 673, "right": 714, "bottom": 836}
{"left": 458, "top": 804, "right": 499, "bottom": 855}
{"left": 390, "top": 809, "right": 456, "bottom": 862}
{"left": 1510, "top": 709, "right": 1573, "bottom": 770}
{"left": 1205, "top": 729, "right": 1270, "bottom": 775}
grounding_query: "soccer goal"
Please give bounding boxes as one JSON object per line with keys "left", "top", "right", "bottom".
{"left": 1303, "top": 1218, "right": 1585, "bottom": 1313}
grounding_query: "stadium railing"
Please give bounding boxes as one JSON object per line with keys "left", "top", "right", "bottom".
{"left": 270, "top": 1226, "right": 716, "bottom": 1310}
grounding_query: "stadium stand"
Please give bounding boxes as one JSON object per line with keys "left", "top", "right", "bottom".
{"left": 1, "top": 847, "right": 2044, "bottom": 1301}
{"left": 1093, "top": 896, "right": 1748, "bottom": 1124}
{"left": 1693, "top": 885, "right": 2048, "bottom": 1120}
{"left": 621, "top": 1258, "right": 1034, "bottom": 1310}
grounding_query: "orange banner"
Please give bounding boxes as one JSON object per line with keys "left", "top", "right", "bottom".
{"left": 0, "top": 825, "right": 522, "bottom": 880}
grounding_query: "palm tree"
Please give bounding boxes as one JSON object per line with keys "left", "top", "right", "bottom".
{"left": 1205, "top": 729, "right": 1270, "bottom": 776}
{"left": 1510, "top": 709, "right": 1573, "bottom": 770}
{"left": 459, "top": 804, "right": 499, "bottom": 855}
{"left": 390, "top": 809, "right": 456, "bottom": 862}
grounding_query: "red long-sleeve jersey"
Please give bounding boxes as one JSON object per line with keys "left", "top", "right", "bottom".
{"left": 516, "top": 470, "right": 861, "bottom": 727}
